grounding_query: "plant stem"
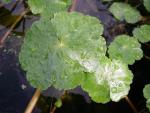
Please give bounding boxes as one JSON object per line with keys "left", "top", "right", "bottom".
{"left": 69, "top": 0, "right": 77, "bottom": 12}
{"left": 50, "top": 106, "right": 57, "bottom": 113}
{"left": 124, "top": 96, "right": 139, "bottom": 113}
{"left": 0, "top": 8, "right": 29, "bottom": 45}
{"left": 24, "top": 89, "right": 41, "bottom": 113}
{"left": 144, "top": 54, "right": 150, "bottom": 60}
{"left": 140, "top": 16, "right": 150, "bottom": 23}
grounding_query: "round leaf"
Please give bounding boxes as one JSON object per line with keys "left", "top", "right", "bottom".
{"left": 143, "top": 84, "right": 150, "bottom": 99}
{"left": 28, "top": 0, "right": 71, "bottom": 17}
{"left": 19, "top": 12, "right": 106, "bottom": 90}
{"left": 133, "top": 25, "right": 150, "bottom": 43}
{"left": 108, "top": 35, "right": 143, "bottom": 65}
{"left": 143, "top": 84, "right": 150, "bottom": 111}
{"left": 144, "top": 0, "right": 150, "bottom": 12}
{"left": 109, "top": 2, "right": 141, "bottom": 23}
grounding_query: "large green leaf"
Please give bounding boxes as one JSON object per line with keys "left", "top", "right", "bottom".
{"left": 81, "top": 56, "right": 133, "bottom": 103}
{"left": 108, "top": 35, "right": 143, "bottom": 65}
{"left": 19, "top": 12, "right": 106, "bottom": 90}
{"left": 28, "top": 0, "right": 72, "bottom": 17}
{"left": 109, "top": 2, "right": 141, "bottom": 23}
{"left": 143, "top": 84, "right": 150, "bottom": 111}
{"left": 133, "top": 25, "right": 150, "bottom": 43}
{"left": 144, "top": 0, "right": 150, "bottom": 12}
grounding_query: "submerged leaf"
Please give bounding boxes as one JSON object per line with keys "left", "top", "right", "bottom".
{"left": 133, "top": 25, "right": 150, "bottom": 43}
{"left": 108, "top": 35, "right": 143, "bottom": 65}
{"left": 109, "top": 2, "right": 141, "bottom": 23}
{"left": 144, "top": 0, "right": 150, "bottom": 12}
{"left": 19, "top": 12, "right": 106, "bottom": 90}
{"left": 143, "top": 84, "right": 150, "bottom": 111}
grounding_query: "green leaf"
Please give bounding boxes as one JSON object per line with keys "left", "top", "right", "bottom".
{"left": 19, "top": 19, "right": 55, "bottom": 90}
{"left": 109, "top": 2, "right": 141, "bottom": 23}
{"left": 1, "top": 0, "right": 11, "bottom": 3}
{"left": 108, "top": 35, "right": 143, "bottom": 65}
{"left": 55, "top": 99, "right": 62, "bottom": 108}
{"left": 81, "top": 72, "right": 110, "bottom": 103}
{"left": 133, "top": 25, "right": 150, "bottom": 43}
{"left": 144, "top": 0, "right": 150, "bottom": 12}
{"left": 81, "top": 56, "right": 133, "bottom": 102}
{"left": 143, "top": 84, "right": 150, "bottom": 100}
{"left": 19, "top": 12, "right": 106, "bottom": 90}
{"left": 28, "top": 0, "right": 72, "bottom": 17}
{"left": 143, "top": 84, "right": 150, "bottom": 111}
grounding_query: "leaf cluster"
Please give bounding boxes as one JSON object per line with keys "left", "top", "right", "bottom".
{"left": 18, "top": 0, "right": 150, "bottom": 104}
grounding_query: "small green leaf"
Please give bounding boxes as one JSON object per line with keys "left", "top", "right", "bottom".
{"left": 55, "top": 99, "right": 62, "bottom": 108}
{"left": 133, "top": 25, "right": 150, "bottom": 43}
{"left": 144, "top": 0, "right": 150, "bottom": 12}
{"left": 143, "top": 84, "right": 150, "bottom": 111}
{"left": 143, "top": 84, "right": 150, "bottom": 100}
{"left": 108, "top": 35, "right": 143, "bottom": 65}
{"left": 109, "top": 2, "right": 141, "bottom": 23}
{"left": 28, "top": 0, "right": 72, "bottom": 17}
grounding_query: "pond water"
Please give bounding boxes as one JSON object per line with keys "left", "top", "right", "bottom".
{"left": 0, "top": 0, "right": 150, "bottom": 113}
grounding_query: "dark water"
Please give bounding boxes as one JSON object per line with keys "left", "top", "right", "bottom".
{"left": 0, "top": 0, "right": 150, "bottom": 113}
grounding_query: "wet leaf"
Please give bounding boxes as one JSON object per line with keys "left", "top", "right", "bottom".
{"left": 19, "top": 12, "right": 105, "bottom": 90}
{"left": 81, "top": 56, "right": 133, "bottom": 102}
{"left": 143, "top": 84, "right": 150, "bottom": 111}
{"left": 133, "top": 25, "right": 150, "bottom": 43}
{"left": 144, "top": 0, "right": 150, "bottom": 12}
{"left": 108, "top": 35, "right": 143, "bottom": 65}
{"left": 109, "top": 2, "right": 141, "bottom": 23}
